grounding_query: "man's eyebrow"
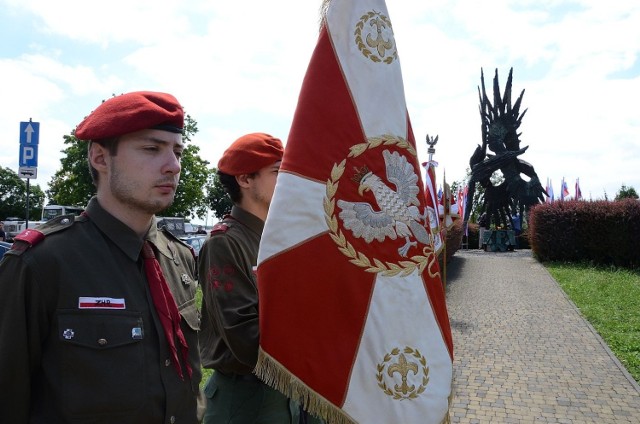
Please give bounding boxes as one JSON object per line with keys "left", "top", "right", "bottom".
{"left": 143, "top": 136, "right": 185, "bottom": 149}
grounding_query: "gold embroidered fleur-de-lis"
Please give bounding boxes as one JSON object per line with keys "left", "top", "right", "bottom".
{"left": 387, "top": 353, "right": 419, "bottom": 394}
{"left": 366, "top": 17, "right": 393, "bottom": 57}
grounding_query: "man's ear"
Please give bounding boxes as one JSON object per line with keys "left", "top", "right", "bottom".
{"left": 88, "top": 143, "right": 109, "bottom": 173}
{"left": 236, "top": 173, "right": 252, "bottom": 189}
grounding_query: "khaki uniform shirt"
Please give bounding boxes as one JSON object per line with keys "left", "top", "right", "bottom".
{"left": 0, "top": 197, "right": 202, "bottom": 423}
{"left": 198, "top": 206, "right": 262, "bottom": 375}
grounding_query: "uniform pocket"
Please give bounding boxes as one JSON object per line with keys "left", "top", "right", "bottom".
{"left": 56, "top": 310, "right": 145, "bottom": 416}
{"left": 178, "top": 297, "right": 200, "bottom": 331}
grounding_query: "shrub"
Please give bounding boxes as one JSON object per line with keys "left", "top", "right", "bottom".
{"left": 529, "top": 199, "right": 640, "bottom": 269}
{"left": 439, "top": 219, "right": 464, "bottom": 269}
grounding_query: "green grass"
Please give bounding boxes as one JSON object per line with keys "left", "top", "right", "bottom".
{"left": 195, "top": 286, "right": 215, "bottom": 388}
{"left": 546, "top": 263, "right": 640, "bottom": 384}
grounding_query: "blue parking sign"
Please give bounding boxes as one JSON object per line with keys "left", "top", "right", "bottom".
{"left": 19, "top": 121, "right": 40, "bottom": 168}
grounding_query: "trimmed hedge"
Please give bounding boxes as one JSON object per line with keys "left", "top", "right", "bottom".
{"left": 439, "top": 218, "right": 464, "bottom": 268}
{"left": 529, "top": 199, "right": 640, "bottom": 269}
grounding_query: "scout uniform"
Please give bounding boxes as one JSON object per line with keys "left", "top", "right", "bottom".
{"left": 0, "top": 91, "right": 202, "bottom": 423}
{"left": 199, "top": 133, "right": 302, "bottom": 423}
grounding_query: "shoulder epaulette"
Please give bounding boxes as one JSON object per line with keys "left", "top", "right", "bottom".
{"left": 8, "top": 214, "right": 77, "bottom": 256}
{"left": 210, "top": 222, "right": 229, "bottom": 235}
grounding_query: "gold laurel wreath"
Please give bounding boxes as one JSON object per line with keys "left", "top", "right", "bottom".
{"left": 323, "top": 135, "right": 440, "bottom": 277}
{"left": 354, "top": 11, "right": 398, "bottom": 65}
{"left": 376, "top": 346, "right": 430, "bottom": 400}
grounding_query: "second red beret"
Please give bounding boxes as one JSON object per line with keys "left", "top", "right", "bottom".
{"left": 218, "top": 133, "right": 284, "bottom": 175}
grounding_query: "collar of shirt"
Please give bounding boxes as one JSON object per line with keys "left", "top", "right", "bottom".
{"left": 230, "top": 205, "right": 264, "bottom": 236}
{"left": 84, "top": 197, "right": 172, "bottom": 262}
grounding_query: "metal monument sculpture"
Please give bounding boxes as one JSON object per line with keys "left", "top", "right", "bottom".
{"left": 463, "top": 68, "right": 547, "bottom": 230}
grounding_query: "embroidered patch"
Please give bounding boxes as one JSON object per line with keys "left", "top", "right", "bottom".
{"left": 223, "top": 265, "right": 235, "bottom": 275}
{"left": 78, "top": 297, "right": 126, "bottom": 309}
{"left": 224, "top": 281, "right": 234, "bottom": 292}
{"left": 208, "top": 266, "right": 221, "bottom": 279}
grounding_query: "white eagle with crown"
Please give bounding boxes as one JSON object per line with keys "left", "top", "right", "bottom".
{"left": 337, "top": 149, "right": 431, "bottom": 257}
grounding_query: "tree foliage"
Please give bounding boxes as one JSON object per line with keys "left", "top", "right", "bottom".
{"left": 0, "top": 167, "right": 45, "bottom": 220}
{"left": 46, "top": 114, "right": 212, "bottom": 219}
{"left": 615, "top": 184, "right": 639, "bottom": 201}
{"left": 206, "top": 170, "right": 233, "bottom": 219}
{"left": 46, "top": 134, "right": 95, "bottom": 207}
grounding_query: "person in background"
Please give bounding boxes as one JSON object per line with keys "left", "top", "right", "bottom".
{"left": 198, "top": 133, "right": 322, "bottom": 424}
{"left": 0, "top": 91, "right": 203, "bottom": 423}
{"left": 511, "top": 213, "right": 522, "bottom": 249}
{"left": 0, "top": 222, "right": 5, "bottom": 242}
{"left": 478, "top": 212, "right": 488, "bottom": 249}
{"left": 196, "top": 225, "right": 207, "bottom": 234}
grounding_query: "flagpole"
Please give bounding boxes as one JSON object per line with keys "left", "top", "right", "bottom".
{"left": 426, "top": 134, "right": 446, "bottom": 289}
{"left": 442, "top": 171, "right": 447, "bottom": 290}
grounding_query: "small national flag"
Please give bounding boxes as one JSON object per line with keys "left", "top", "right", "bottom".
{"left": 575, "top": 178, "right": 582, "bottom": 200}
{"left": 546, "top": 178, "right": 555, "bottom": 203}
{"left": 561, "top": 177, "right": 570, "bottom": 200}
{"left": 255, "top": 1, "right": 454, "bottom": 423}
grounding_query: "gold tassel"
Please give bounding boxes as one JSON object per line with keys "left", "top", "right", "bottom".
{"left": 254, "top": 348, "right": 358, "bottom": 424}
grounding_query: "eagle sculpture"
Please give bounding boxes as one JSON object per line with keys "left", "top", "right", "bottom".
{"left": 464, "top": 68, "right": 547, "bottom": 229}
{"left": 337, "top": 149, "right": 431, "bottom": 257}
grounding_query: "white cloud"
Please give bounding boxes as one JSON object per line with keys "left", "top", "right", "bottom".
{"left": 0, "top": 0, "right": 638, "bottom": 210}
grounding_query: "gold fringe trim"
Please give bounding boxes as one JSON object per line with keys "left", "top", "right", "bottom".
{"left": 254, "top": 348, "right": 358, "bottom": 424}
{"left": 255, "top": 348, "right": 454, "bottom": 424}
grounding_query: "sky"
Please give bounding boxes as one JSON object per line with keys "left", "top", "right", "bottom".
{"left": 1, "top": 0, "right": 639, "bottom": 224}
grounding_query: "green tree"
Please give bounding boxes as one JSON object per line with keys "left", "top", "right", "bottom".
{"left": 615, "top": 184, "right": 639, "bottom": 201}
{"left": 0, "top": 167, "right": 45, "bottom": 220}
{"left": 206, "top": 169, "right": 233, "bottom": 219}
{"left": 46, "top": 134, "right": 95, "bottom": 207}
{"left": 46, "top": 114, "right": 212, "bottom": 219}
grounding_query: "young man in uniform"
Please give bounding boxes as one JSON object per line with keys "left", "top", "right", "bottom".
{"left": 0, "top": 91, "right": 202, "bottom": 423}
{"left": 199, "top": 133, "right": 304, "bottom": 423}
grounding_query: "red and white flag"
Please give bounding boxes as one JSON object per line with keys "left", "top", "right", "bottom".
{"left": 422, "top": 160, "right": 444, "bottom": 255}
{"left": 255, "top": 1, "right": 454, "bottom": 423}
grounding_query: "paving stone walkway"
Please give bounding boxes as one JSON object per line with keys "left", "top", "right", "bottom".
{"left": 445, "top": 249, "right": 640, "bottom": 423}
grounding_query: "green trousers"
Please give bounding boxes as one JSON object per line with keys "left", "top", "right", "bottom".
{"left": 203, "top": 371, "right": 299, "bottom": 424}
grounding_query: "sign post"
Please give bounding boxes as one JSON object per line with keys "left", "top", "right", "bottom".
{"left": 19, "top": 119, "right": 40, "bottom": 228}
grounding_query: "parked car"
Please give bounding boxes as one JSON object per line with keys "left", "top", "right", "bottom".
{"left": 179, "top": 234, "right": 207, "bottom": 258}
{"left": 0, "top": 241, "right": 11, "bottom": 260}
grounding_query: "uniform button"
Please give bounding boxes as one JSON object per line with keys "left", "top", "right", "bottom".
{"left": 170, "top": 416, "right": 176, "bottom": 423}
{"left": 97, "top": 338, "right": 108, "bottom": 346}
{"left": 165, "top": 359, "right": 171, "bottom": 367}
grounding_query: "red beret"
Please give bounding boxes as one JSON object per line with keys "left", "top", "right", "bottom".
{"left": 75, "top": 91, "right": 184, "bottom": 141}
{"left": 218, "top": 133, "right": 284, "bottom": 175}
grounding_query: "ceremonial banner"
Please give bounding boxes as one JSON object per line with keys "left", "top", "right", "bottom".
{"left": 256, "top": 1, "right": 454, "bottom": 423}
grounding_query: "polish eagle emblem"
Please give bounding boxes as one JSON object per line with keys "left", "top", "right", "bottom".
{"left": 337, "top": 149, "right": 431, "bottom": 257}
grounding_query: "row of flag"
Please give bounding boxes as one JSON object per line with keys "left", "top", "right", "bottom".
{"left": 545, "top": 177, "right": 583, "bottom": 202}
